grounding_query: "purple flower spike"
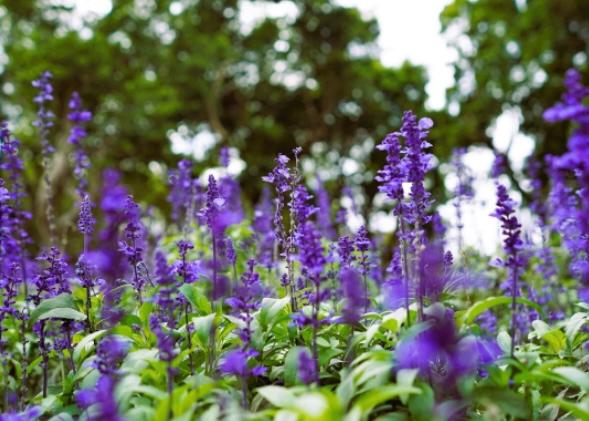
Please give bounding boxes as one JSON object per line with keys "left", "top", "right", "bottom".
{"left": 544, "top": 68, "right": 589, "bottom": 301}
{"left": 67, "top": 91, "right": 93, "bottom": 197}
{"left": 32, "top": 71, "right": 55, "bottom": 159}
{"left": 298, "top": 349, "right": 318, "bottom": 385}
{"left": 491, "top": 183, "right": 524, "bottom": 355}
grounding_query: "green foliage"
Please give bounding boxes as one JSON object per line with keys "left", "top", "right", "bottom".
{"left": 0, "top": 0, "right": 429, "bottom": 248}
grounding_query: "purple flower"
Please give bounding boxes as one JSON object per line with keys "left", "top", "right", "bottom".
{"left": 150, "top": 314, "right": 176, "bottom": 363}
{"left": 226, "top": 259, "right": 264, "bottom": 344}
{"left": 395, "top": 304, "right": 479, "bottom": 391}
{"left": 544, "top": 68, "right": 589, "bottom": 301}
{"left": 219, "top": 146, "right": 230, "bottom": 168}
{"left": 93, "top": 336, "right": 128, "bottom": 376}
{"left": 118, "top": 195, "right": 147, "bottom": 299}
{"left": 376, "top": 111, "right": 435, "bottom": 321}
{"left": 337, "top": 236, "right": 355, "bottom": 268}
{"left": 225, "top": 238, "right": 236, "bottom": 267}
{"left": 491, "top": 152, "right": 508, "bottom": 179}
{"left": 297, "top": 349, "right": 318, "bottom": 385}
{"left": 67, "top": 92, "right": 93, "bottom": 197}
{"left": 340, "top": 267, "right": 365, "bottom": 324}
{"left": 153, "top": 251, "right": 178, "bottom": 327}
{"left": 315, "top": 176, "right": 335, "bottom": 240}
{"left": 0, "top": 406, "right": 41, "bottom": 421}
{"left": 376, "top": 132, "right": 406, "bottom": 206}
{"left": 491, "top": 183, "right": 525, "bottom": 354}
{"left": 219, "top": 348, "right": 266, "bottom": 378}
{"left": 297, "top": 221, "right": 326, "bottom": 282}
{"left": 78, "top": 195, "right": 96, "bottom": 238}
{"left": 168, "top": 160, "right": 198, "bottom": 226}
{"left": 75, "top": 374, "right": 124, "bottom": 421}
{"left": 252, "top": 187, "right": 275, "bottom": 269}
{"left": 543, "top": 68, "right": 589, "bottom": 123}
{"left": 31, "top": 247, "right": 70, "bottom": 304}
{"left": 354, "top": 226, "right": 371, "bottom": 277}
{"left": 175, "top": 240, "right": 200, "bottom": 284}
{"left": 32, "top": 71, "right": 55, "bottom": 158}
{"left": 402, "top": 111, "right": 434, "bottom": 245}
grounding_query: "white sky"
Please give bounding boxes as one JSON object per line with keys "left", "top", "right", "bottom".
{"left": 71, "top": 0, "right": 536, "bottom": 254}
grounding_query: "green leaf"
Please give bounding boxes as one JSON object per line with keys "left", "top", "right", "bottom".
{"left": 540, "top": 397, "right": 589, "bottom": 420}
{"left": 353, "top": 385, "right": 421, "bottom": 414}
{"left": 259, "top": 296, "right": 290, "bottom": 328}
{"left": 473, "top": 386, "right": 530, "bottom": 418}
{"left": 532, "top": 320, "right": 566, "bottom": 353}
{"left": 284, "top": 346, "right": 306, "bottom": 387}
{"left": 48, "top": 413, "right": 74, "bottom": 421}
{"left": 497, "top": 331, "right": 512, "bottom": 354}
{"left": 192, "top": 314, "right": 216, "bottom": 349}
{"left": 552, "top": 367, "right": 589, "bottom": 392}
{"left": 30, "top": 294, "right": 81, "bottom": 324}
{"left": 336, "top": 371, "right": 355, "bottom": 409}
{"left": 396, "top": 369, "right": 419, "bottom": 405}
{"left": 380, "top": 308, "right": 407, "bottom": 333}
{"left": 256, "top": 386, "right": 296, "bottom": 408}
{"left": 37, "top": 308, "right": 86, "bottom": 322}
{"left": 179, "top": 284, "right": 212, "bottom": 314}
{"left": 564, "top": 312, "right": 588, "bottom": 343}
{"left": 73, "top": 329, "right": 107, "bottom": 363}
{"left": 459, "top": 296, "right": 542, "bottom": 326}
{"left": 408, "top": 384, "right": 435, "bottom": 420}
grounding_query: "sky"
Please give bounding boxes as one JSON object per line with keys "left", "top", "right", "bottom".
{"left": 69, "top": 0, "right": 537, "bottom": 254}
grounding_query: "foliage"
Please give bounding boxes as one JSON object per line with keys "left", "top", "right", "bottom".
{"left": 0, "top": 68, "right": 588, "bottom": 420}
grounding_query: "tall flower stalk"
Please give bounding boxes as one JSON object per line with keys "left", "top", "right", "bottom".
{"left": 32, "top": 71, "right": 57, "bottom": 244}
{"left": 544, "top": 68, "right": 589, "bottom": 302}
{"left": 223, "top": 259, "right": 266, "bottom": 407}
{"left": 292, "top": 221, "right": 327, "bottom": 383}
{"left": 119, "top": 195, "right": 146, "bottom": 304}
{"left": 176, "top": 240, "right": 196, "bottom": 374}
{"left": 263, "top": 152, "right": 298, "bottom": 310}
{"left": 492, "top": 184, "right": 523, "bottom": 357}
{"left": 151, "top": 252, "right": 178, "bottom": 419}
{"left": 376, "top": 111, "right": 434, "bottom": 322}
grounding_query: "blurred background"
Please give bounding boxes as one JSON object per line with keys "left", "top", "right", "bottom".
{"left": 0, "top": 0, "right": 587, "bottom": 253}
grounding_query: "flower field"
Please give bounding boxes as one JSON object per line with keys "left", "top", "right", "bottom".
{"left": 0, "top": 68, "right": 588, "bottom": 421}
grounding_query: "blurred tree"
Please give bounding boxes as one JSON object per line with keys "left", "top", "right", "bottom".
{"left": 440, "top": 0, "right": 589, "bottom": 181}
{"left": 0, "top": 0, "right": 429, "bottom": 242}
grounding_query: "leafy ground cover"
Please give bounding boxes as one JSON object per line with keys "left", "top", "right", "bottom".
{"left": 0, "top": 69, "right": 588, "bottom": 420}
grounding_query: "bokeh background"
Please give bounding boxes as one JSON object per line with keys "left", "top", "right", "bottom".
{"left": 0, "top": 0, "right": 587, "bottom": 253}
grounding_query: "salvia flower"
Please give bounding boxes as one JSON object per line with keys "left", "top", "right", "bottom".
{"left": 491, "top": 183, "right": 524, "bottom": 354}
{"left": 168, "top": 160, "right": 197, "bottom": 226}
{"left": 118, "top": 195, "right": 147, "bottom": 298}
{"left": 32, "top": 71, "right": 55, "bottom": 159}
{"left": 31, "top": 247, "right": 70, "bottom": 304}
{"left": 340, "top": 267, "right": 365, "bottom": 325}
{"left": 78, "top": 195, "right": 96, "bottom": 238}
{"left": 297, "top": 349, "right": 318, "bottom": 385}
{"left": 226, "top": 259, "right": 264, "bottom": 346}
{"left": 544, "top": 68, "right": 589, "bottom": 301}
{"left": 0, "top": 406, "right": 41, "bottom": 421}
{"left": 315, "top": 176, "right": 335, "bottom": 240}
{"left": 67, "top": 92, "right": 93, "bottom": 197}
{"left": 402, "top": 112, "right": 434, "bottom": 246}
{"left": 75, "top": 373, "right": 124, "bottom": 421}
{"left": 219, "top": 348, "right": 266, "bottom": 378}
{"left": 395, "top": 304, "right": 490, "bottom": 393}
{"left": 252, "top": 187, "right": 275, "bottom": 269}
{"left": 491, "top": 152, "right": 508, "bottom": 179}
